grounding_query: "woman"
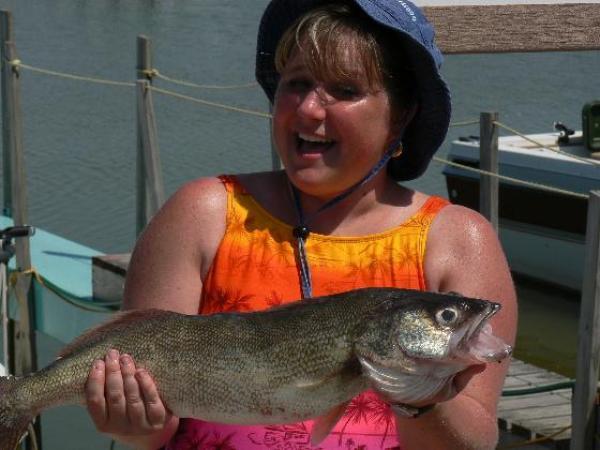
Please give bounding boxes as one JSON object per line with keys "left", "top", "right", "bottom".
{"left": 85, "top": 1, "right": 517, "bottom": 449}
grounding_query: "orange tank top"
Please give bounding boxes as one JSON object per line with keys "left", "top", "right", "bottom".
{"left": 166, "top": 174, "right": 449, "bottom": 450}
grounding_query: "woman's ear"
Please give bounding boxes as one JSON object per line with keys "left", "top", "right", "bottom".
{"left": 388, "top": 103, "right": 418, "bottom": 144}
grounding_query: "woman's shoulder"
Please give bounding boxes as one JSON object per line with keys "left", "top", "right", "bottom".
{"left": 429, "top": 203, "right": 492, "bottom": 236}
{"left": 128, "top": 176, "right": 232, "bottom": 303}
{"left": 144, "top": 176, "right": 229, "bottom": 253}
{"left": 424, "top": 203, "right": 513, "bottom": 293}
{"left": 426, "top": 203, "right": 501, "bottom": 261}
{"left": 171, "top": 176, "right": 228, "bottom": 207}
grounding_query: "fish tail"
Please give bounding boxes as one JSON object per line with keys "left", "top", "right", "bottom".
{"left": 0, "top": 375, "right": 33, "bottom": 450}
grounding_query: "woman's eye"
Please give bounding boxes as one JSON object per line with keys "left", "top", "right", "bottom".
{"left": 283, "top": 78, "right": 311, "bottom": 92}
{"left": 329, "top": 84, "right": 359, "bottom": 100}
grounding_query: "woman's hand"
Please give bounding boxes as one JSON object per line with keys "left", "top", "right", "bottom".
{"left": 85, "top": 349, "right": 177, "bottom": 446}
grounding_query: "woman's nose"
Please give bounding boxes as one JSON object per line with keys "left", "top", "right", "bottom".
{"left": 297, "top": 88, "right": 327, "bottom": 120}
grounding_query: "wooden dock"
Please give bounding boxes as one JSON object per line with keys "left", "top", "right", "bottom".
{"left": 498, "top": 358, "right": 573, "bottom": 449}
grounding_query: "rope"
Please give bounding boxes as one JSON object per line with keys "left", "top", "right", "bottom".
{"left": 14, "top": 61, "right": 135, "bottom": 87}
{"left": 154, "top": 70, "right": 258, "bottom": 90}
{"left": 9, "top": 268, "right": 119, "bottom": 313}
{"left": 434, "top": 156, "right": 590, "bottom": 200}
{"left": 494, "top": 120, "right": 600, "bottom": 167}
{"left": 140, "top": 68, "right": 159, "bottom": 80}
{"left": 6, "top": 58, "right": 21, "bottom": 74}
{"left": 150, "top": 85, "right": 272, "bottom": 119}
{"left": 497, "top": 424, "right": 572, "bottom": 449}
{"left": 449, "top": 119, "right": 479, "bottom": 127}
{"left": 6, "top": 59, "right": 593, "bottom": 203}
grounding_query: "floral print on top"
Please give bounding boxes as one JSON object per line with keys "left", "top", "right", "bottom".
{"left": 166, "top": 175, "right": 449, "bottom": 450}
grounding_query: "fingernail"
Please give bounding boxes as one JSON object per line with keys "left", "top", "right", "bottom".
{"left": 120, "top": 354, "right": 132, "bottom": 368}
{"left": 93, "top": 359, "right": 103, "bottom": 371}
{"left": 107, "top": 349, "right": 119, "bottom": 362}
{"left": 135, "top": 369, "right": 146, "bottom": 379}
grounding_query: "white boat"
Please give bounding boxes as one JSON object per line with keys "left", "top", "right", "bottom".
{"left": 443, "top": 130, "right": 600, "bottom": 291}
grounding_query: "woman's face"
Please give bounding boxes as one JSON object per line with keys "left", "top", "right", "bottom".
{"left": 272, "top": 47, "right": 397, "bottom": 200}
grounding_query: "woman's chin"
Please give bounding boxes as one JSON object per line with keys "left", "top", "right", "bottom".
{"left": 284, "top": 168, "right": 347, "bottom": 198}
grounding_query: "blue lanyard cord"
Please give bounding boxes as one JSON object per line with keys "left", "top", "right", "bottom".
{"left": 295, "top": 233, "right": 313, "bottom": 298}
{"left": 289, "top": 139, "right": 400, "bottom": 298}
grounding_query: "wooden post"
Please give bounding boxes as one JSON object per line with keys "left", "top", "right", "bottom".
{"left": 479, "top": 112, "right": 499, "bottom": 231}
{"left": 3, "top": 39, "right": 35, "bottom": 371}
{"left": 571, "top": 190, "right": 600, "bottom": 450}
{"left": 1, "top": 10, "right": 13, "bottom": 217}
{"left": 135, "top": 35, "right": 164, "bottom": 235}
{"left": 136, "top": 35, "right": 152, "bottom": 81}
{"left": 3, "top": 38, "right": 40, "bottom": 450}
{"left": 136, "top": 79, "right": 165, "bottom": 234}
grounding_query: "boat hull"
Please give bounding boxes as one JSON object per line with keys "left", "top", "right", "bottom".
{"left": 443, "top": 133, "right": 597, "bottom": 292}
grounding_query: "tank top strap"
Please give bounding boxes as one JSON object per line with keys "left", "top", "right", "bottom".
{"left": 420, "top": 195, "right": 450, "bottom": 217}
{"left": 218, "top": 174, "right": 247, "bottom": 194}
{"left": 411, "top": 195, "right": 450, "bottom": 280}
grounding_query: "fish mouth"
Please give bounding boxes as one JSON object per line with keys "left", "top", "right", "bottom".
{"left": 458, "top": 302, "right": 512, "bottom": 363}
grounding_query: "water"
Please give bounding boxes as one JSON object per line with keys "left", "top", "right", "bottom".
{"left": 0, "top": 0, "right": 598, "bottom": 448}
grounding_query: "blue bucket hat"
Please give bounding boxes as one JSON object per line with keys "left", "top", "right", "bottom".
{"left": 256, "top": 0, "right": 451, "bottom": 181}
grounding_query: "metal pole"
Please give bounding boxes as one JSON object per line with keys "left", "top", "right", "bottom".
{"left": 1, "top": 10, "right": 13, "bottom": 217}
{"left": 571, "top": 190, "right": 600, "bottom": 450}
{"left": 479, "top": 112, "right": 499, "bottom": 231}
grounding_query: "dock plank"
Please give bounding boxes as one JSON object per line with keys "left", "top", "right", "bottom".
{"left": 499, "top": 358, "right": 573, "bottom": 446}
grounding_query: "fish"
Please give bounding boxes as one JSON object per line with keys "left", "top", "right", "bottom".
{"left": 0, "top": 287, "right": 511, "bottom": 449}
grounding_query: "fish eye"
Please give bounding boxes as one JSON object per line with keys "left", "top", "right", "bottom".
{"left": 436, "top": 307, "right": 459, "bottom": 326}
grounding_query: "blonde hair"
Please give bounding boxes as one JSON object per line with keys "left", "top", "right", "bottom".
{"left": 274, "top": 2, "right": 416, "bottom": 109}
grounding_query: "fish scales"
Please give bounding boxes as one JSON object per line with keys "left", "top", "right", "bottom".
{"left": 0, "top": 287, "right": 511, "bottom": 450}
{"left": 6, "top": 290, "right": 386, "bottom": 426}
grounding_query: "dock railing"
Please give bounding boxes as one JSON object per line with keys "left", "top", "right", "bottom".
{"left": 1, "top": 2, "right": 600, "bottom": 449}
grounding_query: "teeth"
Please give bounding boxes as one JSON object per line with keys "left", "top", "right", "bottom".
{"left": 298, "top": 133, "right": 333, "bottom": 144}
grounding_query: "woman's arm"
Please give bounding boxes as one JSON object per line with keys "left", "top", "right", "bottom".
{"left": 397, "top": 204, "right": 518, "bottom": 450}
{"left": 85, "top": 177, "right": 227, "bottom": 449}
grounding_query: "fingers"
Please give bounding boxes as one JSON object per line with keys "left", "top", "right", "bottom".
{"left": 136, "top": 369, "right": 172, "bottom": 429}
{"left": 86, "top": 359, "right": 108, "bottom": 431}
{"left": 85, "top": 349, "right": 170, "bottom": 436}
{"left": 105, "top": 350, "right": 128, "bottom": 428}
{"left": 121, "top": 354, "right": 151, "bottom": 430}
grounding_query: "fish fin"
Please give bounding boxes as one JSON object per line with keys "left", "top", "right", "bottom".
{"left": 0, "top": 376, "right": 33, "bottom": 450}
{"left": 59, "top": 309, "right": 175, "bottom": 358}
{"left": 310, "top": 402, "right": 348, "bottom": 446}
{"left": 358, "top": 356, "right": 452, "bottom": 404}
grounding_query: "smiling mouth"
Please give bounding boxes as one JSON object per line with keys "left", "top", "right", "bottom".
{"left": 296, "top": 133, "right": 335, "bottom": 154}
